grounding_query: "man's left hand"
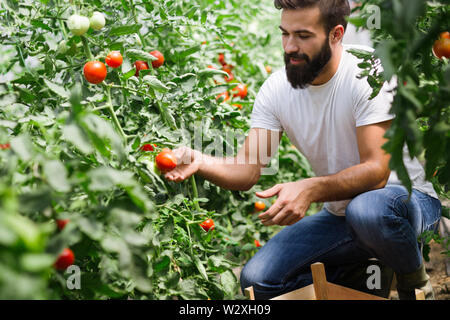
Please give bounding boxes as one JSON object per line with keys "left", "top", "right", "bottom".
{"left": 255, "top": 179, "right": 314, "bottom": 226}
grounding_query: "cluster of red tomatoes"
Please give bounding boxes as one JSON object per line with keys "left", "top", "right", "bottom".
{"left": 83, "top": 50, "right": 165, "bottom": 85}
{"left": 212, "top": 53, "right": 249, "bottom": 109}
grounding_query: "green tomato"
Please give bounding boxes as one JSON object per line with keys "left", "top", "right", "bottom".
{"left": 57, "top": 40, "right": 69, "bottom": 54}
{"left": 90, "top": 11, "right": 105, "bottom": 30}
{"left": 67, "top": 14, "right": 90, "bottom": 36}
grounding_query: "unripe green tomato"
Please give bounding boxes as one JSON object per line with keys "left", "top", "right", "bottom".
{"left": 57, "top": 40, "right": 69, "bottom": 54}
{"left": 67, "top": 14, "right": 90, "bottom": 36}
{"left": 90, "top": 11, "right": 105, "bottom": 30}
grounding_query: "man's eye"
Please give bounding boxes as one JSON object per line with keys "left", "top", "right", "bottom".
{"left": 298, "top": 35, "right": 310, "bottom": 39}
{"left": 281, "top": 32, "right": 289, "bottom": 36}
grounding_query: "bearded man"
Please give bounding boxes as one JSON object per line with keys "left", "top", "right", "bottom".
{"left": 163, "top": 0, "right": 442, "bottom": 300}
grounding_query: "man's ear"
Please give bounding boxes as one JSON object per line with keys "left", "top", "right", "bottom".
{"left": 330, "top": 25, "right": 345, "bottom": 43}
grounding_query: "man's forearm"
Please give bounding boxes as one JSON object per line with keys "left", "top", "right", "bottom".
{"left": 306, "top": 161, "right": 390, "bottom": 203}
{"left": 196, "top": 153, "right": 260, "bottom": 191}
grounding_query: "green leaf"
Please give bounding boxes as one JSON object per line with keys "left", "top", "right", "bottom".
{"left": 10, "top": 135, "right": 33, "bottom": 162}
{"left": 126, "top": 49, "right": 158, "bottom": 61}
{"left": 43, "top": 160, "right": 71, "bottom": 193}
{"left": 142, "top": 75, "right": 169, "bottom": 92}
{"left": 220, "top": 270, "right": 237, "bottom": 297}
{"left": 62, "top": 123, "right": 94, "bottom": 155}
{"left": 198, "top": 68, "right": 229, "bottom": 78}
{"left": 110, "top": 24, "right": 143, "bottom": 36}
{"left": 193, "top": 256, "right": 208, "bottom": 281}
{"left": 20, "top": 253, "right": 54, "bottom": 272}
{"left": 44, "top": 79, "right": 70, "bottom": 98}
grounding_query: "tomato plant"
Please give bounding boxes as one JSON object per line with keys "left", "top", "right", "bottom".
{"left": 0, "top": 0, "right": 446, "bottom": 301}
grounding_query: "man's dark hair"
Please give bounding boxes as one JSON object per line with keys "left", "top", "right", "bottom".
{"left": 274, "top": 0, "right": 351, "bottom": 34}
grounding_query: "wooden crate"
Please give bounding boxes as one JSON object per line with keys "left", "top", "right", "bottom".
{"left": 245, "top": 262, "right": 425, "bottom": 300}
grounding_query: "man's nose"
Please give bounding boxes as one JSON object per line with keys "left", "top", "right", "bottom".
{"left": 284, "top": 36, "right": 299, "bottom": 54}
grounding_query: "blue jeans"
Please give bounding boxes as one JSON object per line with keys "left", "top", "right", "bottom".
{"left": 240, "top": 185, "right": 442, "bottom": 300}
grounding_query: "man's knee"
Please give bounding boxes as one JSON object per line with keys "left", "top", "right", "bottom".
{"left": 239, "top": 259, "right": 285, "bottom": 299}
{"left": 345, "top": 186, "right": 408, "bottom": 241}
{"left": 346, "top": 186, "right": 405, "bottom": 222}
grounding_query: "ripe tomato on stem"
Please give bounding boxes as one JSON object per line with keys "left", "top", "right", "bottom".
{"left": 232, "top": 83, "right": 247, "bottom": 99}
{"left": 222, "top": 64, "right": 234, "bottom": 82}
{"left": 254, "top": 239, "right": 261, "bottom": 247}
{"left": 140, "top": 143, "right": 156, "bottom": 152}
{"left": 200, "top": 219, "right": 215, "bottom": 232}
{"left": 433, "top": 31, "right": 450, "bottom": 59}
{"left": 56, "top": 219, "right": 69, "bottom": 231}
{"left": 150, "top": 50, "right": 165, "bottom": 68}
{"left": 216, "top": 91, "right": 230, "bottom": 103}
{"left": 134, "top": 60, "right": 149, "bottom": 77}
{"left": 218, "top": 53, "right": 226, "bottom": 66}
{"left": 54, "top": 248, "right": 75, "bottom": 270}
{"left": 254, "top": 201, "right": 266, "bottom": 212}
{"left": 83, "top": 61, "right": 107, "bottom": 84}
{"left": 155, "top": 148, "right": 177, "bottom": 172}
{"left": 105, "top": 51, "right": 123, "bottom": 68}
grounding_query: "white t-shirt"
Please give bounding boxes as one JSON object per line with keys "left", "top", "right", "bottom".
{"left": 251, "top": 44, "right": 438, "bottom": 216}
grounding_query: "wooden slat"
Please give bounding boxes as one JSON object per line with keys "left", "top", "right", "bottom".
{"left": 311, "top": 262, "right": 328, "bottom": 300}
{"left": 244, "top": 286, "right": 255, "bottom": 300}
{"left": 326, "top": 282, "right": 386, "bottom": 300}
{"left": 271, "top": 284, "right": 316, "bottom": 300}
{"left": 415, "top": 289, "right": 425, "bottom": 300}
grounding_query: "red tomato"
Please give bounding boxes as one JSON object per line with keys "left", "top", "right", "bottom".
{"left": 218, "top": 53, "right": 226, "bottom": 66}
{"left": 150, "top": 50, "right": 165, "bottom": 68}
{"left": 433, "top": 37, "right": 450, "bottom": 59}
{"left": 56, "top": 219, "right": 69, "bottom": 231}
{"left": 254, "top": 239, "right": 261, "bottom": 247}
{"left": 216, "top": 91, "right": 230, "bottom": 102}
{"left": 232, "top": 83, "right": 248, "bottom": 99}
{"left": 155, "top": 149, "right": 177, "bottom": 172}
{"left": 140, "top": 143, "right": 156, "bottom": 152}
{"left": 232, "top": 104, "right": 243, "bottom": 110}
{"left": 83, "top": 61, "right": 107, "bottom": 84}
{"left": 200, "top": 219, "right": 215, "bottom": 232}
{"left": 134, "top": 60, "right": 149, "bottom": 77}
{"left": 54, "top": 248, "right": 75, "bottom": 270}
{"left": 254, "top": 201, "right": 266, "bottom": 212}
{"left": 222, "top": 64, "right": 234, "bottom": 82}
{"left": 105, "top": 51, "right": 123, "bottom": 68}
{"left": 440, "top": 31, "right": 450, "bottom": 39}
{"left": 265, "top": 65, "right": 272, "bottom": 73}
{"left": 0, "top": 143, "right": 10, "bottom": 150}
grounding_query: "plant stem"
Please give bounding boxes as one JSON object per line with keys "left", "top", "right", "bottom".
{"left": 105, "top": 84, "right": 127, "bottom": 141}
{"left": 81, "top": 35, "right": 93, "bottom": 60}
{"left": 190, "top": 175, "right": 201, "bottom": 212}
{"left": 130, "top": 0, "right": 147, "bottom": 47}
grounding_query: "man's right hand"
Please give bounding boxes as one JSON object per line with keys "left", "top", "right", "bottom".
{"left": 164, "top": 146, "right": 202, "bottom": 183}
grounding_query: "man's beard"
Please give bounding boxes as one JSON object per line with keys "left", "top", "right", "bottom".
{"left": 284, "top": 37, "right": 332, "bottom": 89}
